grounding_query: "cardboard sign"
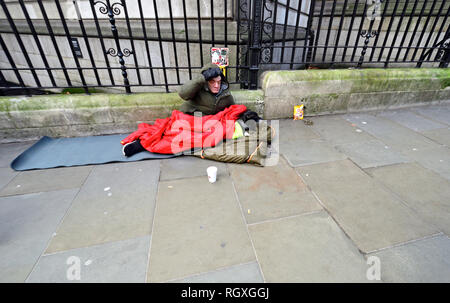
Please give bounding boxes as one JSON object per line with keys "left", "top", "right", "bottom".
{"left": 211, "top": 47, "right": 229, "bottom": 67}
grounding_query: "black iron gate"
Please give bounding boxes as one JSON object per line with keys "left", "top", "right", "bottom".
{"left": 0, "top": 0, "right": 449, "bottom": 95}
{"left": 236, "top": 0, "right": 314, "bottom": 89}
{"left": 237, "top": 0, "right": 449, "bottom": 89}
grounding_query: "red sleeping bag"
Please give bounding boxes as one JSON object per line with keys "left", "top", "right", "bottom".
{"left": 120, "top": 104, "right": 247, "bottom": 154}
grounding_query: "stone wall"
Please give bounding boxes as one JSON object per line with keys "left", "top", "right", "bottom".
{"left": 261, "top": 68, "right": 450, "bottom": 119}
{"left": 0, "top": 0, "right": 233, "bottom": 20}
{"left": 1, "top": 67, "right": 449, "bottom": 142}
{"left": 0, "top": 88, "right": 264, "bottom": 142}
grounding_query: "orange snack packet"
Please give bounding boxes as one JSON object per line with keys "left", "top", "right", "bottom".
{"left": 294, "top": 105, "right": 304, "bottom": 120}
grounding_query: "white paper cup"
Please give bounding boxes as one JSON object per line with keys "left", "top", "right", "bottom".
{"left": 207, "top": 166, "right": 218, "bottom": 183}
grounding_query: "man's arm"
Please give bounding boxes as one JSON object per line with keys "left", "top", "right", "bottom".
{"left": 229, "top": 93, "right": 236, "bottom": 105}
{"left": 178, "top": 75, "right": 206, "bottom": 101}
{"left": 178, "top": 67, "right": 222, "bottom": 100}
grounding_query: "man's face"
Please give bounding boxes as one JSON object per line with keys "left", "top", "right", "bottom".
{"left": 208, "top": 75, "right": 221, "bottom": 94}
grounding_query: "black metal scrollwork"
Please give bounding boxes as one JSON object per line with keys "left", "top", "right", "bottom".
{"left": 94, "top": 0, "right": 132, "bottom": 93}
{"left": 105, "top": 47, "right": 117, "bottom": 57}
{"left": 122, "top": 48, "right": 132, "bottom": 57}
{"left": 106, "top": 47, "right": 132, "bottom": 57}
{"left": 260, "top": 0, "right": 273, "bottom": 64}
{"left": 94, "top": 0, "right": 122, "bottom": 15}
{"left": 358, "top": 29, "right": 378, "bottom": 67}
{"left": 237, "top": 0, "right": 250, "bottom": 88}
{"left": 436, "top": 38, "right": 450, "bottom": 63}
{"left": 358, "top": 0, "right": 384, "bottom": 67}
{"left": 237, "top": 0, "right": 265, "bottom": 89}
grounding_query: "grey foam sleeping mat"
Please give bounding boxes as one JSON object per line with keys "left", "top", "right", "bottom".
{"left": 10, "top": 134, "right": 178, "bottom": 171}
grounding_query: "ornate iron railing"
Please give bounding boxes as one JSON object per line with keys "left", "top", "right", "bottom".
{"left": 0, "top": 0, "right": 448, "bottom": 95}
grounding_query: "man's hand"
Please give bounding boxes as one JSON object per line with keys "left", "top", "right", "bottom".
{"left": 202, "top": 67, "right": 221, "bottom": 81}
{"left": 240, "top": 110, "right": 261, "bottom": 122}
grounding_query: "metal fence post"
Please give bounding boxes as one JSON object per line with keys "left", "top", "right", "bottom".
{"left": 439, "top": 49, "right": 450, "bottom": 68}
{"left": 438, "top": 30, "right": 450, "bottom": 68}
{"left": 94, "top": 0, "right": 133, "bottom": 94}
{"left": 249, "top": 0, "right": 263, "bottom": 90}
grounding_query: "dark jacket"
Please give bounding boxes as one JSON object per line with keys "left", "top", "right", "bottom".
{"left": 178, "top": 63, "right": 235, "bottom": 115}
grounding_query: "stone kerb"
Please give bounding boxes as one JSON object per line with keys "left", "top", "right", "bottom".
{"left": 261, "top": 68, "right": 450, "bottom": 119}
{"left": 2, "top": 68, "right": 449, "bottom": 142}
{"left": 0, "top": 90, "right": 264, "bottom": 143}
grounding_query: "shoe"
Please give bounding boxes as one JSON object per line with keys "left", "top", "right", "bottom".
{"left": 122, "top": 140, "right": 145, "bottom": 157}
{"left": 122, "top": 141, "right": 133, "bottom": 156}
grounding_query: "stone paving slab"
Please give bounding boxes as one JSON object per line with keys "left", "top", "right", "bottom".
{"left": 368, "top": 235, "right": 450, "bottom": 282}
{"left": 0, "top": 167, "right": 17, "bottom": 191}
{"left": 334, "top": 139, "right": 410, "bottom": 169}
{"left": 248, "top": 211, "right": 372, "bottom": 282}
{"left": 45, "top": 161, "right": 160, "bottom": 254}
{"left": 280, "top": 138, "right": 347, "bottom": 167}
{"left": 419, "top": 128, "right": 450, "bottom": 147}
{"left": 410, "top": 105, "right": 450, "bottom": 126}
{"left": 148, "top": 175, "right": 255, "bottom": 283}
{"left": 296, "top": 159, "right": 438, "bottom": 253}
{"left": 160, "top": 156, "right": 228, "bottom": 181}
{"left": 1, "top": 104, "right": 449, "bottom": 283}
{"left": 170, "top": 261, "right": 264, "bottom": 283}
{"left": 278, "top": 118, "right": 350, "bottom": 166}
{"left": 0, "top": 141, "right": 34, "bottom": 168}
{"left": 366, "top": 162, "right": 450, "bottom": 235}
{"left": 228, "top": 157, "right": 322, "bottom": 224}
{"left": 308, "top": 115, "right": 375, "bottom": 145}
{"left": 27, "top": 236, "right": 151, "bottom": 283}
{"left": 344, "top": 113, "right": 441, "bottom": 152}
{"left": 0, "top": 166, "right": 93, "bottom": 197}
{"left": 378, "top": 109, "right": 447, "bottom": 132}
{"left": 400, "top": 146, "right": 450, "bottom": 181}
{"left": 0, "top": 189, "right": 78, "bottom": 283}
{"left": 278, "top": 119, "right": 320, "bottom": 142}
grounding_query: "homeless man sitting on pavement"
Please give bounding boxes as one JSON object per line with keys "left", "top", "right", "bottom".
{"left": 122, "top": 63, "right": 261, "bottom": 157}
